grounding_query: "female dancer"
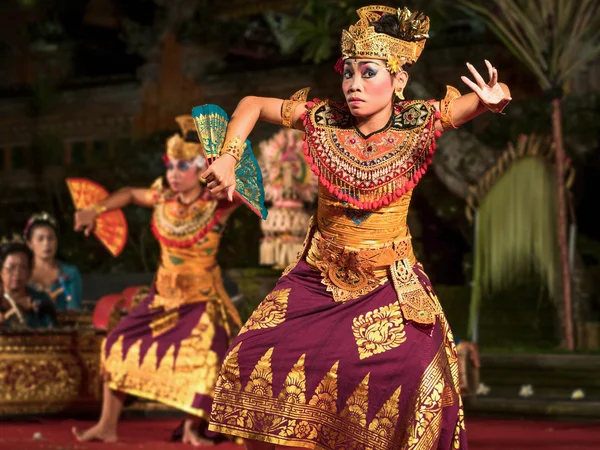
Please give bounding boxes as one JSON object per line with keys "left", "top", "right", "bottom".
{"left": 201, "top": 6, "right": 510, "bottom": 449}
{"left": 72, "top": 115, "right": 241, "bottom": 446}
{"left": 25, "top": 212, "right": 83, "bottom": 310}
{"left": 1, "top": 236, "right": 57, "bottom": 329}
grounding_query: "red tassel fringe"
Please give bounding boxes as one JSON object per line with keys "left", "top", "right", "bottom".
{"left": 300, "top": 100, "right": 441, "bottom": 210}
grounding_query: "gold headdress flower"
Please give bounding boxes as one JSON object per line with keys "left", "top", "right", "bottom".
{"left": 341, "top": 6, "right": 430, "bottom": 72}
{"left": 166, "top": 115, "right": 204, "bottom": 161}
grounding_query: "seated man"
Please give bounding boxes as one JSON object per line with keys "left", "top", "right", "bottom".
{"left": 0, "top": 235, "right": 57, "bottom": 329}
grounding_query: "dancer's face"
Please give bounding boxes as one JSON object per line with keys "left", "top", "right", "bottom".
{"left": 28, "top": 225, "right": 58, "bottom": 261}
{"left": 1, "top": 252, "right": 30, "bottom": 294}
{"left": 342, "top": 58, "right": 408, "bottom": 118}
{"left": 165, "top": 158, "right": 201, "bottom": 193}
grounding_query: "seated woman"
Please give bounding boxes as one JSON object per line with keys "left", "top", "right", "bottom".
{"left": 0, "top": 235, "right": 57, "bottom": 329}
{"left": 25, "top": 212, "right": 83, "bottom": 310}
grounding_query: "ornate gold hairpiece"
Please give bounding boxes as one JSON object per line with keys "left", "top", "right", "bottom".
{"left": 341, "top": 6, "right": 430, "bottom": 71}
{"left": 165, "top": 134, "right": 203, "bottom": 161}
{"left": 1, "top": 233, "right": 26, "bottom": 246}
{"left": 165, "top": 115, "right": 204, "bottom": 161}
{"left": 175, "top": 115, "right": 197, "bottom": 136}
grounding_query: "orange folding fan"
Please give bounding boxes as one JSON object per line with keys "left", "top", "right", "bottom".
{"left": 66, "top": 178, "right": 128, "bottom": 257}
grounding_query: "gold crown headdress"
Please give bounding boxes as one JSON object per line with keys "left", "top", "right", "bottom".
{"left": 1, "top": 233, "right": 26, "bottom": 246}
{"left": 341, "top": 6, "right": 430, "bottom": 72}
{"left": 165, "top": 115, "right": 204, "bottom": 161}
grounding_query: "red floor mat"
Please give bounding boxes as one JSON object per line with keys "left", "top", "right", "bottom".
{"left": 1, "top": 418, "right": 599, "bottom": 449}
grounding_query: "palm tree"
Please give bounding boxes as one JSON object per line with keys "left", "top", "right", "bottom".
{"left": 459, "top": 0, "right": 600, "bottom": 351}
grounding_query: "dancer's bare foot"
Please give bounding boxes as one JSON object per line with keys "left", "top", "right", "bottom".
{"left": 72, "top": 425, "right": 118, "bottom": 443}
{"left": 182, "top": 420, "right": 211, "bottom": 447}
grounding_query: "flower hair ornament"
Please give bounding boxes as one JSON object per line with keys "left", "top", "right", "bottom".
{"left": 24, "top": 211, "right": 57, "bottom": 239}
{"left": 340, "top": 5, "right": 430, "bottom": 74}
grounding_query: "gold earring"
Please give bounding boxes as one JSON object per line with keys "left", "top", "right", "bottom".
{"left": 395, "top": 88, "right": 405, "bottom": 101}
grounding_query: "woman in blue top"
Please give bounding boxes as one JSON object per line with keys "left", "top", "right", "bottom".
{"left": 1, "top": 236, "right": 57, "bottom": 329}
{"left": 25, "top": 212, "right": 83, "bottom": 310}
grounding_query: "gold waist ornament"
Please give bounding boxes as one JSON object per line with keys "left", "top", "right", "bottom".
{"left": 153, "top": 267, "right": 241, "bottom": 327}
{"left": 155, "top": 269, "right": 216, "bottom": 297}
{"left": 282, "top": 216, "right": 441, "bottom": 325}
{"left": 306, "top": 229, "right": 416, "bottom": 302}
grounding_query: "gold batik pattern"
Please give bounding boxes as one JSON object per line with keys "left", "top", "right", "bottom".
{"left": 352, "top": 302, "right": 406, "bottom": 360}
{"left": 238, "top": 288, "right": 291, "bottom": 335}
{"left": 400, "top": 338, "right": 459, "bottom": 450}
{"left": 390, "top": 259, "right": 442, "bottom": 326}
{"left": 149, "top": 310, "right": 179, "bottom": 337}
{"left": 103, "top": 302, "right": 221, "bottom": 419}
{"left": 210, "top": 343, "right": 403, "bottom": 449}
{"left": 452, "top": 397, "right": 466, "bottom": 449}
{"left": 439, "top": 314, "right": 461, "bottom": 395}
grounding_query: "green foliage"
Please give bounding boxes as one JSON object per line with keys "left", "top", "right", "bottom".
{"left": 477, "top": 94, "right": 600, "bottom": 151}
{"left": 458, "top": 0, "right": 600, "bottom": 92}
{"left": 470, "top": 155, "right": 560, "bottom": 338}
{"left": 283, "top": 0, "right": 359, "bottom": 63}
{"left": 279, "top": 0, "right": 470, "bottom": 64}
{"left": 477, "top": 280, "right": 559, "bottom": 351}
{"left": 430, "top": 282, "right": 559, "bottom": 351}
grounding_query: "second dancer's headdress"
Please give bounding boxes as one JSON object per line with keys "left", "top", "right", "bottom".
{"left": 165, "top": 115, "right": 206, "bottom": 168}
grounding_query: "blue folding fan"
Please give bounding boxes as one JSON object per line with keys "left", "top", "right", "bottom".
{"left": 192, "top": 104, "right": 267, "bottom": 220}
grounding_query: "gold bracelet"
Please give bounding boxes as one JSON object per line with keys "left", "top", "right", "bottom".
{"left": 281, "top": 100, "right": 298, "bottom": 128}
{"left": 281, "top": 87, "right": 311, "bottom": 128}
{"left": 221, "top": 135, "right": 244, "bottom": 161}
{"left": 91, "top": 203, "right": 108, "bottom": 215}
{"left": 440, "top": 85, "right": 461, "bottom": 131}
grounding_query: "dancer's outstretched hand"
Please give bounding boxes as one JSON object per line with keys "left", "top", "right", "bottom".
{"left": 74, "top": 209, "right": 97, "bottom": 236}
{"left": 202, "top": 154, "right": 236, "bottom": 202}
{"left": 462, "top": 60, "right": 511, "bottom": 113}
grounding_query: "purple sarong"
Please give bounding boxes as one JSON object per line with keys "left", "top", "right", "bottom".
{"left": 209, "top": 260, "right": 468, "bottom": 449}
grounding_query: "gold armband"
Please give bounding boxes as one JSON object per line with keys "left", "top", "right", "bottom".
{"left": 221, "top": 135, "right": 244, "bottom": 161}
{"left": 440, "top": 85, "right": 461, "bottom": 131}
{"left": 281, "top": 87, "right": 311, "bottom": 128}
{"left": 91, "top": 203, "right": 108, "bottom": 215}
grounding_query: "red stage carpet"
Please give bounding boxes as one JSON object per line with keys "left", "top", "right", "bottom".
{"left": 1, "top": 418, "right": 599, "bottom": 449}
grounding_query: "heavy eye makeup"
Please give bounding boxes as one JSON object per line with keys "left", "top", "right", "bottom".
{"left": 342, "top": 62, "right": 380, "bottom": 79}
{"left": 167, "top": 161, "right": 192, "bottom": 171}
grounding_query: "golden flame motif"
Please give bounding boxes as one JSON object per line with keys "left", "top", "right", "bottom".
{"left": 278, "top": 354, "right": 307, "bottom": 404}
{"left": 210, "top": 344, "right": 463, "bottom": 448}
{"left": 102, "top": 304, "right": 222, "bottom": 420}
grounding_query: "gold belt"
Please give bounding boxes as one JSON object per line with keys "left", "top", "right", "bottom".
{"left": 153, "top": 267, "right": 242, "bottom": 328}
{"left": 155, "top": 270, "right": 215, "bottom": 301}
{"left": 306, "top": 229, "right": 416, "bottom": 302}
